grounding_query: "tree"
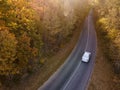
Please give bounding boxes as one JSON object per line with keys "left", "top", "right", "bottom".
{"left": 0, "top": 0, "right": 43, "bottom": 76}
{"left": 16, "top": 32, "right": 38, "bottom": 72}
{"left": 95, "top": 0, "right": 120, "bottom": 73}
{"left": 0, "top": 27, "right": 18, "bottom": 76}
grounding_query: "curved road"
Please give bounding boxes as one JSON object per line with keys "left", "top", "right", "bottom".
{"left": 38, "top": 10, "right": 97, "bottom": 90}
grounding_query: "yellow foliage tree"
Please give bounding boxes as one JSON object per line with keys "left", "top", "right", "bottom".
{"left": 0, "top": 27, "right": 18, "bottom": 76}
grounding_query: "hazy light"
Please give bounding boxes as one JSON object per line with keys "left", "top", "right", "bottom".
{"left": 63, "top": 0, "right": 74, "bottom": 16}
{"left": 63, "top": 0, "right": 83, "bottom": 16}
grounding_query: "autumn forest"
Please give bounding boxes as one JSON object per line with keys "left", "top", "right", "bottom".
{"left": 0, "top": 0, "right": 120, "bottom": 90}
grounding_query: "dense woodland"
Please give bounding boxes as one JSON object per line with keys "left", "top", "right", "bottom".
{"left": 93, "top": 0, "right": 120, "bottom": 74}
{"left": 0, "top": 0, "right": 119, "bottom": 88}
{"left": 0, "top": 0, "right": 41, "bottom": 85}
{"left": 0, "top": 0, "right": 89, "bottom": 86}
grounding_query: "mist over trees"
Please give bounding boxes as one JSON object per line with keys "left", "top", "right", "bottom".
{"left": 33, "top": 0, "right": 89, "bottom": 55}
{"left": 0, "top": 0, "right": 90, "bottom": 86}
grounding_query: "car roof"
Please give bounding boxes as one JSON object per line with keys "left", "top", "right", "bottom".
{"left": 84, "top": 51, "right": 91, "bottom": 55}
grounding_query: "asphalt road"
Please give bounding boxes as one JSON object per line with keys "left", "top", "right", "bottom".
{"left": 38, "top": 10, "right": 97, "bottom": 90}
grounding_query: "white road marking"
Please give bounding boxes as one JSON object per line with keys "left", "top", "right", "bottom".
{"left": 61, "top": 16, "right": 90, "bottom": 90}
{"left": 85, "top": 16, "right": 90, "bottom": 51}
{"left": 61, "top": 61, "right": 82, "bottom": 90}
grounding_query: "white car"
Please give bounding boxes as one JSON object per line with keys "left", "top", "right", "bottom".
{"left": 82, "top": 51, "right": 91, "bottom": 63}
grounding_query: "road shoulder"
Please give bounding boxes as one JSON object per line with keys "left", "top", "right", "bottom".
{"left": 88, "top": 32, "right": 115, "bottom": 90}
